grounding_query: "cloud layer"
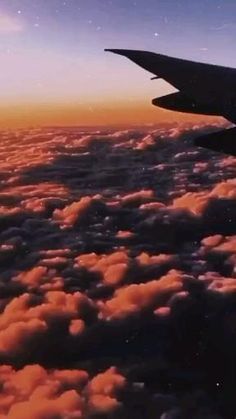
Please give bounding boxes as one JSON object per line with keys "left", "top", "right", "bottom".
{"left": 0, "top": 121, "right": 235, "bottom": 417}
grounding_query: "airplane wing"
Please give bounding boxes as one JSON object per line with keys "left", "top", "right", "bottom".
{"left": 105, "top": 49, "right": 236, "bottom": 154}
{"left": 194, "top": 127, "right": 236, "bottom": 156}
{"left": 105, "top": 49, "right": 236, "bottom": 97}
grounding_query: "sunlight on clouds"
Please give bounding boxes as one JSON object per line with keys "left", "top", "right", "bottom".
{"left": 0, "top": 13, "right": 23, "bottom": 33}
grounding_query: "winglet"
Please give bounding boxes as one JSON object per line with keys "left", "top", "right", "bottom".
{"left": 104, "top": 49, "right": 130, "bottom": 54}
{"left": 104, "top": 49, "right": 143, "bottom": 57}
{"left": 105, "top": 49, "right": 161, "bottom": 83}
{"left": 104, "top": 48, "right": 166, "bottom": 76}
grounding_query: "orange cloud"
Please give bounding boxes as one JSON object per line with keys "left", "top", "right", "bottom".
{"left": 0, "top": 364, "right": 126, "bottom": 418}
{"left": 53, "top": 195, "right": 103, "bottom": 228}
{"left": 75, "top": 250, "right": 129, "bottom": 286}
{"left": 0, "top": 291, "right": 96, "bottom": 358}
{"left": 98, "top": 269, "right": 184, "bottom": 320}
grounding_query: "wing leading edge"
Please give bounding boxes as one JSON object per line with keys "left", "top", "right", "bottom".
{"left": 105, "top": 48, "right": 236, "bottom": 94}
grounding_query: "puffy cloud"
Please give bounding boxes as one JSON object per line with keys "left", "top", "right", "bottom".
{"left": 0, "top": 365, "right": 125, "bottom": 418}
{"left": 0, "top": 291, "right": 96, "bottom": 358}
{"left": 12, "top": 266, "right": 63, "bottom": 292}
{"left": 75, "top": 250, "right": 129, "bottom": 286}
{"left": 208, "top": 236, "right": 236, "bottom": 253}
{"left": 171, "top": 191, "right": 211, "bottom": 215}
{"left": 170, "top": 178, "right": 236, "bottom": 217}
{"left": 15, "top": 266, "right": 48, "bottom": 287}
{"left": 134, "top": 134, "right": 156, "bottom": 150}
{"left": 0, "top": 319, "right": 47, "bottom": 356}
{"left": 116, "top": 230, "right": 134, "bottom": 239}
{"left": 7, "top": 391, "right": 83, "bottom": 419}
{"left": 69, "top": 319, "right": 85, "bottom": 336}
{"left": 98, "top": 269, "right": 184, "bottom": 320}
{"left": 86, "top": 367, "right": 126, "bottom": 414}
{"left": 207, "top": 276, "right": 236, "bottom": 293}
{"left": 53, "top": 195, "right": 105, "bottom": 228}
{"left": 136, "top": 252, "right": 175, "bottom": 266}
{"left": 75, "top": 250, "right": 177, "bottom": 288}
{"left": 119, "top": 190, "right": 154, "bottom": 207}
{"left": 140, "top": 202, "right": 166, "bottom": 211}
{"left": 200, "top": 235, "right": 236, "bottom": 271}
{"left": 201, "top": 235, "right": 224, "bottom": 248}
{"left": 39, "top": 249, "right": 72, "bottom": 258}
{"left": 210, "top": 179, "right": 236, "bottom": 199}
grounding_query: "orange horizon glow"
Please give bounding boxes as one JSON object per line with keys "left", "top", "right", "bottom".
{"left": 0, "top": 100, "right": 220, "bottom": 129}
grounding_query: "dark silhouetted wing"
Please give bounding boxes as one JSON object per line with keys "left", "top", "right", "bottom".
{"left": 105, "top": 49, "right": 236, "bottom": 96}
{"left": 194, "top": 127, "right": 236, "bottom": 155}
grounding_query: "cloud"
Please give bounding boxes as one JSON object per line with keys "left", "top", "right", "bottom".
{"left": 53, "top": 195, "right": 105, "bottom": 228}
{"left": 75, "top": 251, "right": 129, "bottom": 286}
{"left": 0, "top": 291, "right": 96, "bottom": 360}
{"left": 0, "top": 13, "right": 23, "bottom": 33}
{"left": 98, "top": 269, "right": 184, "bottom": 320}
{"left": 0, "top": 122, "right": 236, "bottom": 417}
{"left": 0, "top": 364, "right": 125, "bottom": 418}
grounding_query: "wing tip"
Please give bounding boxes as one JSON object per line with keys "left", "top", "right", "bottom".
{"left": 104, "top": 48, "right": 132, "bottom": 55}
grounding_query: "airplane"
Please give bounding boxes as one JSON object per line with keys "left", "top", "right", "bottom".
{"left": 105, "top": 49, "right": 236, "bottom": 155}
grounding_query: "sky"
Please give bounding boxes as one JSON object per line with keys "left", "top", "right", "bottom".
{"left": 0, "top": 0, "right": 235, "bottom": 127}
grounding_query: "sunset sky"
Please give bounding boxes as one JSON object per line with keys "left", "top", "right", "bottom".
{"left": 0, "top": 0, "right": 235, "bottom": 126}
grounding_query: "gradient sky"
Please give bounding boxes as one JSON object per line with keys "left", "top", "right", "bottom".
{"left": 0, "top": 0, "right": 235, "bottom": 126}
